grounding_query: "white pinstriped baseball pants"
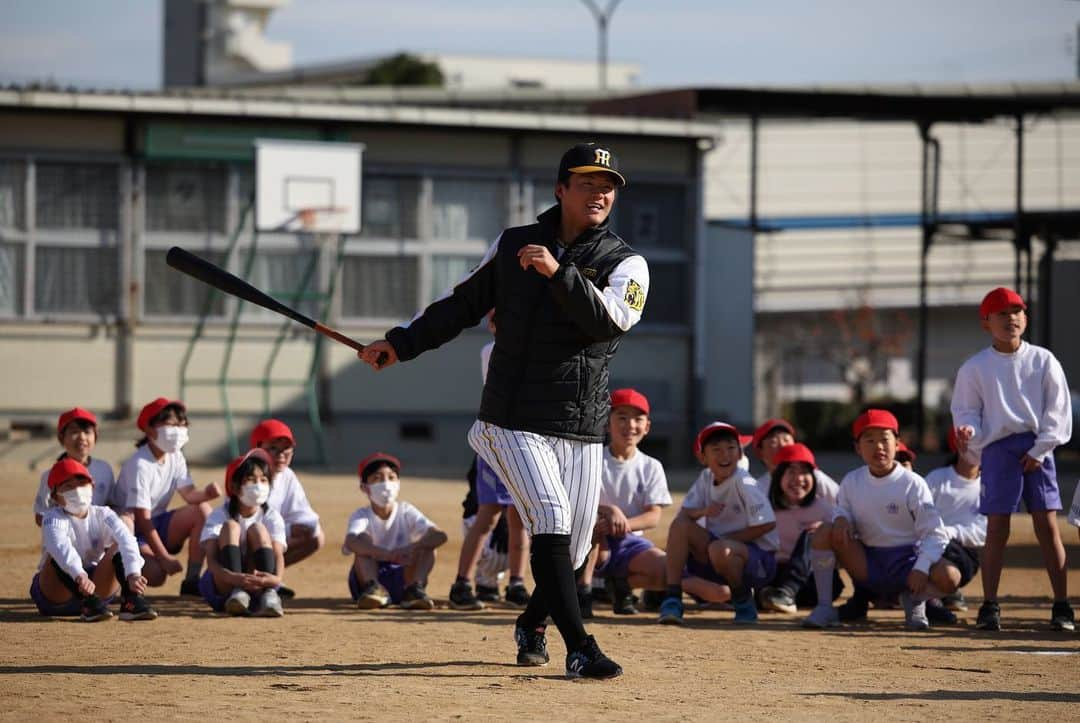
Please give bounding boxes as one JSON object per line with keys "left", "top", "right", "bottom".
{"left": 468, "top": 420, "right": 602, "bottom": 569}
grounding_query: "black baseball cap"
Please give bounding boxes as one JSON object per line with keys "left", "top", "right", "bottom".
{"left": 557, "top": 142, "right": 627, "bottom": 187}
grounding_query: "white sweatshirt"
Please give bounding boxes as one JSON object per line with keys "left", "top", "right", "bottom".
{"left": 40, "top": 505, "right": 144, "bottom": 580}
{"left": 951, "top": 341, "right": 1072, "bottom": 461}
{"left": 924, "top": 465, "right": 986, "bottom": 548}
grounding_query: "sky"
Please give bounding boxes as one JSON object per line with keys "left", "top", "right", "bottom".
{"left": 1, "top": 0, "right": 1078, "bottom": 90}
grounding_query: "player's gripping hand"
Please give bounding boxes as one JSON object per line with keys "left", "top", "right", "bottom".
{"left": 127, "top": 574, "right": 148, "bottom": 596}
{"left": 517, "top": 244, "right": 559, "bottom": 278}
{"left": 360, "top": 340, "right": 398, "bottom": 370}
{"left": 75, "top": 574, "right": 95, "bottom": 597}
{"left": 906, "top": 569, "right": 929, "bottom": 596}
{"left": 251, "top": 570, "right": 281, "bottom": 589}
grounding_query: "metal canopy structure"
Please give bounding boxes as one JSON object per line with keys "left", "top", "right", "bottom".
{"left": 591, "top": 84, "right": 1080, "bottom": 442}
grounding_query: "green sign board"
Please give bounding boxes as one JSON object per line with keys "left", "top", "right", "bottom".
{"left": 144, "top": 123, "right": 339, "bottom": 161}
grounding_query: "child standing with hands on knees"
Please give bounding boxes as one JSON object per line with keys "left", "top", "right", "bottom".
{"left": 32, "top": 458, "right": 156, "bottom": 622}
{"left": 951, "top": 287, "right": 1073, "bottom": 631}
{"left": 33, "top": 408, "right": 119, "bottom": 526}
{"left": 198, "top": 449, "right": 286, "bottom": 617}
{"left": 344, "top": 453, "right": 448, "bottom": 610}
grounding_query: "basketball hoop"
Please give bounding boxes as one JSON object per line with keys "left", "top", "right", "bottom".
{"left": 295, "top": 206, "right": 348, "bottom": 233}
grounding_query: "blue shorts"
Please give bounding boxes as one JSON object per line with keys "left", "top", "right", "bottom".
{"left": 29, "top": 563, "right": 112, "bottom": 617}
{"left": 136, "top": 510, "right": 180, "bottom": 553}
{"left": 348, "top": 563, "right": 406, "bottom": 605}
{"left": 475, "top": 458, "right": 514, "bottom": 507}
{"left": 684, "top": 535, "right": 777, "bottom": 590}
{"left": 595, "top": 535, "right": 655, "bottom": 578}
{"left": 980, "top": 432, "right": 1061, "bottom": 514}
{"left": 864, "top": 544, "right": 918, "bottom": 597}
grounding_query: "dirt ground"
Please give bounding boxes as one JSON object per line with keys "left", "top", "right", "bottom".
{"left": 1, "top": 462, "right": 1078, "bottom": 721}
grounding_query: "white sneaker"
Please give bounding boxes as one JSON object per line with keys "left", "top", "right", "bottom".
{"left": 254, "top": 589, "right": 284, "bottom": 618}
{"left": 901, "top": 592, "right": 930, "bottom": 630}
{"left": 225, "top": 588, "right": 251, "bottom": 616}
{"left": 801, "top": 605, "right": 840, "bottom": 629}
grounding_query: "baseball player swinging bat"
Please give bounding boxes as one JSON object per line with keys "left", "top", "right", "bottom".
{"left": 166, "top": 246, "right": 380, "bottom": 359}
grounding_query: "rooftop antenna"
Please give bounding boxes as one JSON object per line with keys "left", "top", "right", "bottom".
{"left": 581, "top": 0, "right": 622, "bottom": 90}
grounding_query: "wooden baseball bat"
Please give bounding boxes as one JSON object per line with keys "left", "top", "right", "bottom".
{"left": 165, "top": 246, "right": 369, "bottom": 354}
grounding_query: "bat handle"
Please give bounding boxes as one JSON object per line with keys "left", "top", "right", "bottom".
{"left": 312, "top": 323, "right": 390, "bottom": 366}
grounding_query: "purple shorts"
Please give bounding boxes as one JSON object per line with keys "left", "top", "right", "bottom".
{"left": 864, "top": 544, "right": 917, "bottom": 597}
{"left": 348, "top": 562, "right": 406, "bottom": 605}
{"left": 980, "top": 432, "right": 1061, "bottom": 514}
{"left": 136, "top": 510, "right": 179, "bottom": 552}
{"left": 595, "top": 534, "right": 655, "bottom": 578}
{"left": 684, "top": 536, "right": 777, "bottom": 589}
{"left": 29, "top": 563, "right": 111, "bottom": 617}
{"left": 475, "top": 458, "right": 514, "bottom": 507}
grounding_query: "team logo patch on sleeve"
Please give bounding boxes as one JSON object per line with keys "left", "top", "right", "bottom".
{"left": 624, "top": 279, "right": 646, "bottom": 312}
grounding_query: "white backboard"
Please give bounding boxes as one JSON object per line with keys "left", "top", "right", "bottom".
{"left": 255, "top": 139, "right": 363, "bottom": 234}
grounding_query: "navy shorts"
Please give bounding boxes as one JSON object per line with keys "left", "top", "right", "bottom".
{"left": 595, "top": 534, "right": 655, "bottom": 578}
{"left": 684, "top": 535, "right": 777, "bottom": 589}
{"left": 980, "top": 432, "right": 1061, "bottom": 514}
{"left": 29, "top": 563, "right": 111, "bottom": 617}
{"left": 348, "top": 562, "right": 406, "bottom": 605}
{"left": 475, "top": 458, "right": 514, "bottom": 507}
{"left": 941, "top": 539, "right": 980, "bottom": 588}
{"left": 136, "top": 510, "right": 180, "bottom": 553}
{"left": 864, "top": 544, "right": 918, "bottom": 597}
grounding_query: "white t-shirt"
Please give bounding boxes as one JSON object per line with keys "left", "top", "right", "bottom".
{"left": 951, "top": 341, "right": 1072, "bottom": 461}
{"left": 599, "top": 448, "right": 672, "bottom": 536}
{"left": 39, "top": 505, "right": 144, "bottom": 580}
{"left": 34, "top": 457, "right": 118, "bottom": 517}
{"left": 267, "top": 466, "right": 320, "bottom": 532}
{"left": 1068, "top": 482, "right": 1080, "bottom": 528}
{"left": 924, "top": 465, "right": 986, "bottom": 548}
{"left": 200, "top": 503, "right": 287, "bottom": 550}
{"left": 341, "top": 501, "right": 435, "bottom": 554}
{"left": 116, "top": 445, "right": 194, "bottom": 517}
{"left": 682, "top": 468, "right": 779, "bottom": 551}
{"left": 773, "top": 497, "right": 834, "bottom": 563}
{"left": 834, "top": 464, "right": 949, "bottom": 574}
{"left": 754, "top": 468, "right": 839, "bottom": 505}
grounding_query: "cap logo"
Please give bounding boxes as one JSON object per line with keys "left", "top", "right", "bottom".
{"left": 593, "top": 148, "right": 612, "bottom": 167}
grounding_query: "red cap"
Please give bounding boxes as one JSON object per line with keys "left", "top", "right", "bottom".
{"left": 694, "top": 421, "right": 741, "bottom": 456}
{"left": 357, "top": 452, "right": 402, "bottom": 481}
{"left": 979, "top": 287, "right": 1026, "bottom": 319}
{"left": 610, "top": 388, "right": 650, "bottom": 415}
{"left": 946, "top": 427, "right": 959, "bottom": 454}
{"left": 751, "top": 418, "right": 795, "bottom": 451}
{"left": 137, "top": 397, "right": 186, "bottom": 433}
{"left": 773, "top": 442, "right": 816, "bottom": 469}
{"left": 896, "top": 441, "right": 917, "bottom": 462}
{"left": 57, "top": 407, "right": 97, "bottom": 436}
{"left": 250, "top": 419, "right": 295, "bottom": 449}
{"left": 47, "top": 458, "right": 93, "bottom": 490}
{"left": 852, "top": 409, "right": 899, "bottom": 439}
{"left": 224, "top": 448, "right": 274, "bottom": 488}
{"left": 738, "top": 434, "right": 754, "bottom": 448}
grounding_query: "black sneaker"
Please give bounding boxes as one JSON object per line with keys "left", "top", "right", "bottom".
{"left": 605, "top": 577, "right": 638, "bottom": 615}
{"left": 475, "top": 584, "right": 500, "bottom": 603}
{"left": 80, "top": 595, "right": 113, "bottom": 623}
{"left": 514, "top": 624, "right": 549, "bottom": 666}
{"left": 837, "top": 591, "right": 870, "bottom": 622}
{"left": 759, "top": 585, "right": 798, "bottom": 614}
{"left": 179, "top": 578, "right": 202, "bottom": 597}
{"left": 505, "top": 582, "right": 531, "bottom": 608}
{"left": 449, "top": 580, "right": 484, "bottom": 611}
{"left": 925, "top": 598, "right": 957, "bottom": 625}
{"left": 400, "top": 583, "right": 435, "bottom": 610}
{"left": 118, "top": 595, "right": 158, "bottom": 621}
{"left": 641, "top": 589, "right": 666, "bottom": 612}
{"left": 578, "top": 586, "right": 594, "bottom": 619}
{"left": 942, "top": 592, "right": 967, "bottom": 611}
{"left": 1050, "top": 600, "right": 1075, "bottom": 632}
{"left": 975, "top": 600, "right": 1001, "bottom": 631}
{"left": 277, "top": 585, "right": 296, "bottom": 600}
{"left": 565, "top": 635, "right": 623, "bottom": 680}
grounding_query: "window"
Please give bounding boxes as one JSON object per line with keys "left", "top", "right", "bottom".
{"left": 613, "top": 183, "right": 686, "bottom": 250}
{"left": 144, "top": 248, "right": 227, "bottom": 317}
{"left": 0, "top": 242, "right": 23, "bottom": 315}
{"left": 35, "top": 162, "right": 118, "bottom": 230}
{"left": 432, "top": 177, "right": 504, "bottom": 242}
{"left": 638, "top": 260, "right": 686, "bottom": 325}
{"left": 361, "top": 176, "right": 419, "bottom": 239}
{"left": 431, "top": 254, "right": 482, "bottom": 300}
{"left": 0, "top": 160, "right": 26, "bottom": 229}
{"left": 341, "top": 255, "right": 418, "bottom": 319}
{"left": 34, "top": 245, "right": 118, "bottom": 315}
{"left": 245, "top": 249, "right": 322, "bottom": 320}
{"left": 146, "top": 164, "right": 227, "bottom": 233}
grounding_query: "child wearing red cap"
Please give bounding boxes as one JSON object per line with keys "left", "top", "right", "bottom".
{"left": 576, "top": 388, "right": 671, "bottom": 617}
{"left": 750, "top": 418, "right": 840, "bottom": 503}
{"left": 33, "top": 408, "right": 118, "bottom": 527}
{"left": 250, "top": 419, "right": 324, "bottom": 598}
{"left": 32, "top": 458, "right": 156, "bottom": 622}
{"left": 116, "top": 398, "right": 222, "bottom": 595}
{"left": 657, "top": 422, "right": 778, "bottom": 626}
{"left": 951, "top": 286, "right": 1073, "bottom": 631}
{"left": 802, "top": 409, "right": 957, "bottom": 630}
{"left": 343, "top": 453, "right": 448, "bottom": 610}
{"left": 198, "top": 449, "right": 287, "bottom": 617}
{"left": 757, "top": 443, "right": 844, "bottom": 615}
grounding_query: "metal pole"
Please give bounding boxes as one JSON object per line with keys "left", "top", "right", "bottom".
{"left": 1014, "top": 115, "right": 1024, "bottom": 294}
{"left": 750, "top": 113, "right": 759, "bottom": 231}
{"left": 916, "top": 124, "right": 938, "bottom": 446}
{"left": 581, "top": 0, "right": 621, "bottom": 90}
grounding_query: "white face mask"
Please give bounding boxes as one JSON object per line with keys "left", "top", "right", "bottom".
{"left": 153, "top": 425, "right": 189, "bottom": 454}
{"left": 240, "top": 481, "right": 270, "bottom": 507}
{"left": 61, "top": 485, "right": 93, "bottom": 515}
{"left": 367, "top": 480, "right": 399, "bottom": 507}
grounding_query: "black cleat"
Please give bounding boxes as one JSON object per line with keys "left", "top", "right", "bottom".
{"left": 975, "top": 600, "right": 1001, "bottom": 631}
{"left": 475, "top": 584, "right": 500, "bottom": 603}
{"left": 80, "top": 595, "right": 113, "bottom": 622}
{"left": 277, "top": 585, "right": 296, "bottom": 600}
{"left": 925, "top": 599, "right": 957, "bottom": 625}
{"left": 400, "top": 583, "right": 435, "bottom": 610}
{"left": 514, "top": 624, "right": 549, "bottom": 666}
{"left": 505, "top": 582, "right": 531, "bottom": 608}
{"left": 179, "top": 578, "right": 202, "bottom": 597}
{"left": 565, "top": 635, "right": 622, "bottom": 680}
{"left": 1050, "top": 600, "right": 1075, "bottom": 632}
{"left": 118, "top": 594, "right": 158, "bottom": 621}
{"left": 449, "top": 580, "right": 484, "bottom": 611}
